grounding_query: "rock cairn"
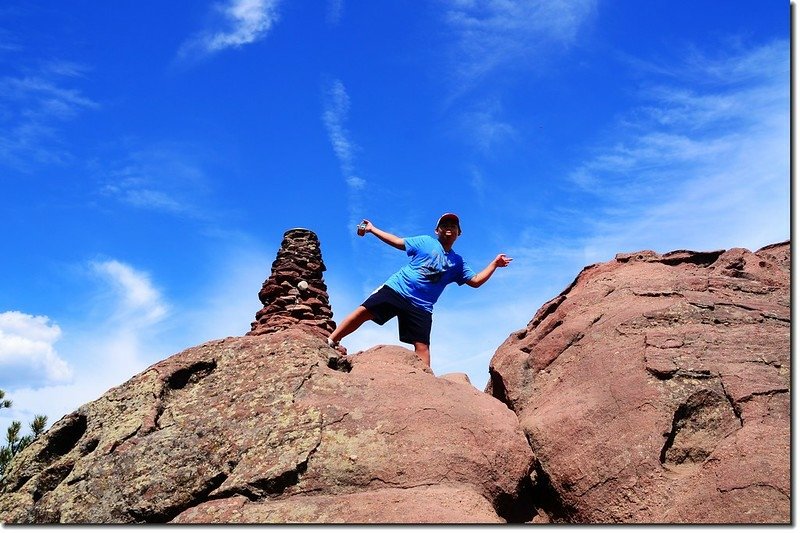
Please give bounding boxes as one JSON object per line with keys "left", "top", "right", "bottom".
{"left": 248, "top": 228, "right": 336, "bottom": 336}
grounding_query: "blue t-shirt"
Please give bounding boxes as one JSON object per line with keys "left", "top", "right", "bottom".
{"left": 383, "top": 235, "right": 477, "bottom": 313}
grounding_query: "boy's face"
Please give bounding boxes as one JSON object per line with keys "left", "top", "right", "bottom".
{"left": 435, "top": 222, "right": 460, "bottom": 244}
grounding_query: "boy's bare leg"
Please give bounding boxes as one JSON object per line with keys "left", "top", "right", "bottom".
{"left": 412, "top": 342, "right": 430, "bottom": 367}
{"left": 328, "top": 306, "right": 374, "bottom": 344}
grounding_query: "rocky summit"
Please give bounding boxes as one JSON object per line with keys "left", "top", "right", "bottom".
{"left": 0, "top": 233, "right": 790, "bottom": 524}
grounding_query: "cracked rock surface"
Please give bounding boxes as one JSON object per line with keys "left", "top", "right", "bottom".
{"left": 0, "top": 328, "right": 534, "bottom": 524}
{"left": 487, "top": 241, "right": 790, "bottom": 523}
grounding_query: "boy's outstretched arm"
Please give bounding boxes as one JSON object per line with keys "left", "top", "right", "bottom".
{"left": 466, "top": 254, "right": 513, "bottom": 288}
{"left": 360, "top": 219, "right": 405, "bottom": 250}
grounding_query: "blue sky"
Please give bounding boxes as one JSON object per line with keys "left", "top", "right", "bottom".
{"left": 0, "top": 1, "right": 790, "bottom": 432}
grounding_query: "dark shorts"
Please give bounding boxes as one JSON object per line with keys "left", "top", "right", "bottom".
{"left": 362, "top": 285, "right": 432, "bottom": 346}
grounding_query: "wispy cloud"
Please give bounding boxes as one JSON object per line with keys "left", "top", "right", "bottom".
{"left": 562, "top": 39, "right": 789, "bottom": 261}
{"left": 469, "top": 166, "right": 486, "bottom": 203}
{"left": 322, "top": 79, "right": 356, "bottom": 174}
{"left": 90, "top": 260, "right": 169, "bottom": 327}
{"left": 179, "top": 0, "right": 281, "bottom": 59}
{"left": 99, "top": 143, "right": 211, "bottom": 218}
{"left": 458, "top": 99, "right": 517, "bottom": 152}
{"left": 442, "top": 0, "right": 597, "bottom": 88}
{"left": 322, "top": 79, "right": 366, "bottom": 228}
{"left": 326, "top": 0, "right": 344, "bottom": 25}
{"left": 439, "top": 1, "right": 595, "bottom": 189}
{"left": 0, "top": 62, "right": 97, "bottom": 170}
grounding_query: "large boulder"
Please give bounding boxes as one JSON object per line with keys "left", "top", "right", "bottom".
{"left": 487, "top": 242, "right": 790, "bottom": 523}
{"left": 0, "top": 327, "right": 534, "bottom": 524}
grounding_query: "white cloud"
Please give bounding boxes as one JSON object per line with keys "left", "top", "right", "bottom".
{"left": 179, "top": 0, "right": 281, "bottom": 58}
{"left": 469, "top": 167, "right": 485, "bottom": 202}
{"left": 442, "top": 0, "right": 597, "bottom": 86}
{"left": 326, "top": 0, "right": 344, "bottom": 25}
{"left": 90, "top": 260, "right": 169, "bottom": 326}
{"left": 440, "top": 1, "right": 594, "bottom": 177}
{"left": 322, "top": 79, "right": 369, "bottom": 229}
{"left": 99, "top": 143, "right": 211, "bottom": 218}
{"left": 0, "top": 63, "right": 97, "bottom": 170}
{"left": 116, "top": 188, "right": 188, "bottom": 213}
{"left": 322, "top": 79, "right": 356, "bottom": 176}
{"left": 346, "top": 175, "right": 366, "bottom": 190}
{"left": 0, "top": 312, "right": 72, "bottom": 387}
{"left": 459, "top": 101, "right": 517, "bottom": 152}
{"left": 5, "top": 78, "right": 95, "bottom": 120}
{"left": 562, "top": 40, "right": 789, "bottom": 261}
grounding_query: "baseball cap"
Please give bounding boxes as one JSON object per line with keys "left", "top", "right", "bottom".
{"left": 436, "top": 213, "right": 461, "bottom": 231}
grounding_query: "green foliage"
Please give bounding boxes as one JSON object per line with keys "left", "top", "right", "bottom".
{"left": 0, "top": 389, "right": 11, "bottom": 410}
{"left": 0, "top": 389, "right": 47, "bottom": 479}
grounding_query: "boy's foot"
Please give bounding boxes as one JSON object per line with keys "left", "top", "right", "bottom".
{"left": 326, "top": 337, "right": 347, "bottom": 355}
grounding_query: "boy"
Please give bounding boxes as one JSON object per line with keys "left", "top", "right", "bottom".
{"left": 327, "top": 213, "right": 512, "bottom": 367}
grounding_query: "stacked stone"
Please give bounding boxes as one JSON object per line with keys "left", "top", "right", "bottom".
{"left": 248, "top": 228, "right": 337, "bottom": 336}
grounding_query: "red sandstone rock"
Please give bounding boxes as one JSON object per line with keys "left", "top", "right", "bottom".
{"left": 171, "top": 486, "right": 503, "bottom": 524}
{"left": 487, "top": 241, "right": 790, "bottom": 524}
{"left": 0, "top": 330, "right": 534, "bottom": 524}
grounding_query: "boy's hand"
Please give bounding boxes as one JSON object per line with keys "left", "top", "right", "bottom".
{"left": 357, "top": 219, "right": 374, "bottom": 236}
{"left": 494, "top": 254, "right": 513, "bottom": 267}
